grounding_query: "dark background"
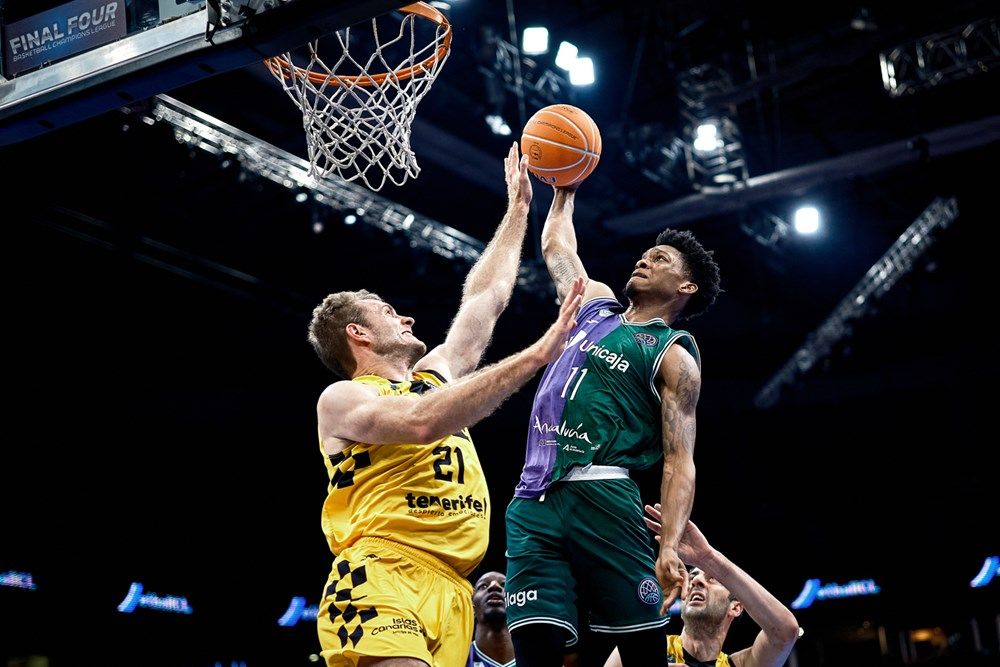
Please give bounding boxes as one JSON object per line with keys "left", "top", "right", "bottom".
{"left": 1, "top": 1, "right": 997, "bottom": 665}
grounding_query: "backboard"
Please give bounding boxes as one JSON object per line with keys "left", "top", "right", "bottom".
{"left": 0, "top": 0, "right": 409, "bottom": 146}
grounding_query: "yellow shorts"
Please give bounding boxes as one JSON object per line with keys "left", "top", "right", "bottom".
{"left": 318, "top": 536, "right": 474, "bottom": 667}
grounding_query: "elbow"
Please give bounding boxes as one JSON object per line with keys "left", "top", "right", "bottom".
{"left": 463, "top": 286, "right": 510, "bottom": 319}
{"left": 681, "top": 455, "right": 696, "bottom": 476}
{"left": 412, "top": 423, "right": 442, "bottom": 445}
{"left": 409, "top": 411, "right": 442, "bottom": 444}
{"left": 541, "top": 236, "right": 564, "bottom": 260}
{"left": 662, "top": 454, "right": 696, "bottom": 479}
{"left": 489, "top": 282, "right": 514, "bottom": 313}
{"left": 773, "top": 613, "right": 802, "bottom": 645}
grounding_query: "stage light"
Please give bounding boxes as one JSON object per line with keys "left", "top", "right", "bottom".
{"left": 485, "top": 114, "right": 513, "bottom": 136}
{"left": 692, "top": 123, "right": 720, "bottom": 152}
{"left": 555, "top": 41, "right": 578, "bottom": 70}
{"left": 522, "top": 27, "right": 549, "bottom": 55}
{"left": 569, "top": 57, "right": 595, "bottom": 86}
{"left": 793, "top": 206, "right": 821, "bottom": 235}
{"left": 682, "top": 115, "right": 747, "bottom": 189}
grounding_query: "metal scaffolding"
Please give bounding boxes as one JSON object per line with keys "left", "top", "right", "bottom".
{"left": 755, "top": 197, "right": 959, "bottom": 409}
{"left": 605, "top": 116, "right": 997, "bottom": 234}
{"left": 148, "top": 95, "right": 555, "bottom": 297}
{"left": 880, "top": 17, "right": 999, "bottom": 97}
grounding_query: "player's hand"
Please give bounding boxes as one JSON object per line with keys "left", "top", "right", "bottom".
{"left": 656, "top": 545, "right": 689, "bottom": 615}
{"left": 506, "top": 142, "right": 532, "bottom": 207}
{"left": 645, "top": 505, "right": 713, "bottom": 569}
{"left": 643, "top": 503, "right": 663, "bottom": 539}
{"left": 677, "top": 520, "right": 712, "bottom": 567}
{"left": 531, "top": 277, "right": 585, "bottom": 365}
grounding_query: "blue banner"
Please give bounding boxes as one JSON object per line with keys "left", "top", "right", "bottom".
{"left": 116, "top": 581, "right": 193, "bottom": 614}
{"left": 4, "top": 0, "right": 126, "bottom": 77}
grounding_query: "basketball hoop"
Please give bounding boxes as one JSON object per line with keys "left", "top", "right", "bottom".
{"left": 264, "top": 2, "right": 451, "bottom": 191}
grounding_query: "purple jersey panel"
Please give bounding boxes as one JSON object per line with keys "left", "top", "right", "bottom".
{"left": 514, "top": 297, "right": 622, "bottom": 498}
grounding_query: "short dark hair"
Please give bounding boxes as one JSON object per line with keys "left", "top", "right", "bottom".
{"left": 654, "top": 228, "right": 721, "bottom": 320}
{"left": 308, "top": 290, "right": 383, "bottom": 379}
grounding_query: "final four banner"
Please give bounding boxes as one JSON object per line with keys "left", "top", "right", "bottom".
{"left": 3, "top": 0, "right": 126, "bottom": 77}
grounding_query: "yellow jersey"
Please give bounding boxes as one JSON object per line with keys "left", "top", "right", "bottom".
{"left": 667, "top": 634, "right": 732, "bottom": 666}
{"left": 320, "top": 370, "right": 491, "bottom": 577}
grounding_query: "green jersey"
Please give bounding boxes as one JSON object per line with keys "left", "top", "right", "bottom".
{"left": 514, "top": 297, "right": 700, "bottom": 498}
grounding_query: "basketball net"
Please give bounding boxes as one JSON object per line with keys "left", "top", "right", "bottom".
{"left": 265, "top": 3, "right": 451, "bottom": 191}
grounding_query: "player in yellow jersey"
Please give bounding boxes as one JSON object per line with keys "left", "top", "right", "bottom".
{"left": 307, "top": 143, "right": 586, "bottom": 667}
{"left": 604, "top": 506, "right": 799, "bottom": 667}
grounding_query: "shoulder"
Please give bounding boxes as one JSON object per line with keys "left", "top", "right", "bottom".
{"left": 580, "top": 295, "right": 622, "bottom": 315}
{"left": 657, "top": 342, "right": 701, "bottom": 403}
{"left": 573, "top": 296, "right": 623, "bottom": 328}
{"left": 668, "top": 329, "right": 701, "bottom": 369}
{"left": 318, "top": 379, "right": 380, "bottom": 414}
{"left": 581, "top": 280, "right": 617, "bottom": 304}
{"left": 659, "top": 341, "right": 700, "bottom": 380}
{"left": 317, "top": 381, "right": 380, "bottom": 455}
{"left": 414, "top": 347, "right": 455, "bottom": 381}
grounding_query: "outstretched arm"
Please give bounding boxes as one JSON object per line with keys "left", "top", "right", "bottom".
{"left": 541, "top": 187, "right": 615, "bottom": 303}
{"left": 644, "top": 512, "right": 800, "bottom": 667}
{"left": 417, "top": 143, "right": 531, "bottom": 380}
{"left": 320, "top": 278, "right": 587, "bottom": 448}
{"left": 655, "top": 344, "right": 700, "bottom": 613}
{"left": 699, "top": 549, "right": 799, "bottom": 667}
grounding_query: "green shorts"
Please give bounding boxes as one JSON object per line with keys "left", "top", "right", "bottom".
{"left": 504, "top": 477, "right": 669, "bottom": 644}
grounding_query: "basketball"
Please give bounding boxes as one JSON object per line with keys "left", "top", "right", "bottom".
{"left": 520, "top": 104, "right": 602, "bottom": 187}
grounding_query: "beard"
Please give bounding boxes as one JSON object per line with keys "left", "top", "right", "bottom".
{"left": 623, "top": 278, "right": 637, "bottom": 299}
{"left": 681, "top": 597, "right": 731, "bottom": 633}
{"left": 373, "top": 334, "right": 427, "bottom": 368}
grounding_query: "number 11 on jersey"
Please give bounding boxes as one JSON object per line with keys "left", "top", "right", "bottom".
{"left": 561, "top": 367, "right": 588, "bottom": 401}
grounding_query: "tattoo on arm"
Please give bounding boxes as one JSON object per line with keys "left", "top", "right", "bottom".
{"left": 676, "top": 353, "right": 700, "bottom": 406}
{"left": 663, "top": 352, "right": 701, "bottom": 455}
{"left": 548, "top": 251, "right": 580, "bottom": 301}
{"left": 662, "top": 399, "right": 680, "bottom": 456}
{"left": 682, "top": 420, "right": 697, "bottom": 454}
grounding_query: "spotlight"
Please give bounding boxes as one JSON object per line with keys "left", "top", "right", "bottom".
{"left": 793, "top": 206, "right": 821, "bottom": 235}
{"left": 555, "top": 41, "right": 578, "bottom": 70}
{"left": 344, "top": 214, "right": 357, "bottom": 225}
{"left": 682, "top": 114, "right": 747, "bottom": 189}
{"left": 485, "top": 114, "right": 512, "bottom": 136}
{"left": 569, "top": 57, "right": 595, "bottom": 86}
{"left": 693, "top": 123, "right": 720, "bottom": 153}
{"left": 522, "top": 27, "right": 549, "bottom": 55}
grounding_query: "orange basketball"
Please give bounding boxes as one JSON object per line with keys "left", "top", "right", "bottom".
{"left": 520, "top": 104, "right": 602, "bottom": 187}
